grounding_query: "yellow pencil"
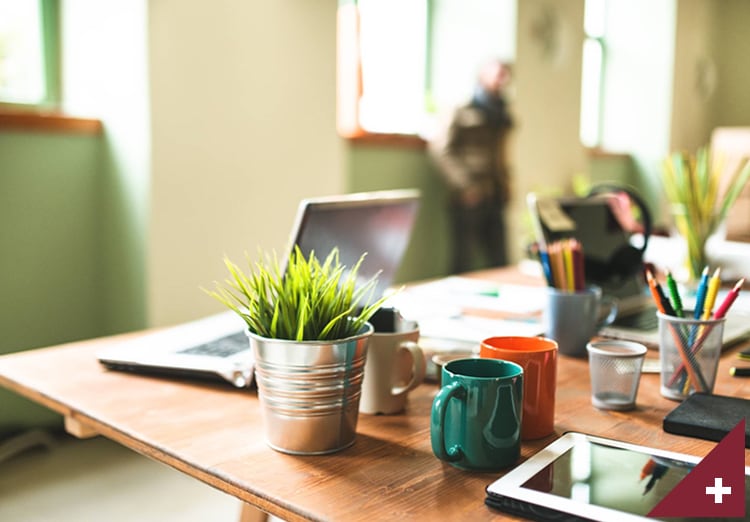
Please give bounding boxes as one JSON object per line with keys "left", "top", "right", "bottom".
{"left": 702, "top": 267, "right": 722, "bottom": 319}
{"left": 563, "top": 240, "right": 575, "bottom": 291}
{"left": 550, "top": 242, "right": 566, "bottom": 291}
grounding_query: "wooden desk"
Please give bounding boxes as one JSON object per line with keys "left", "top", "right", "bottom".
{"left": 0, "top": 270, "right": 748, "bottom": 521}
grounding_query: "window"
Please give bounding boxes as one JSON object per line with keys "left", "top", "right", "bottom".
{"left": 0, "top": 0, "right": 59, "bottom": 107}
{"left": 337, "top": 0, "right": 516, "bottom": 140}
{"left": 579, "top": 0, "right": 675, "bottom": 153}
{"left": 579, "top": 0, "right": 606, "bottom": 148}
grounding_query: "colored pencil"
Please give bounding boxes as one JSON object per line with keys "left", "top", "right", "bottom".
{"left": 646, "top": 270, "right": 707, "bottom": 392}
{"left": 665, "top": 270, "right": 684, "bottom": 317}
{"left": 667, "top": 278, "right": 745, "bottom": 388}
{"left": 701, "top": 268, "right": 721, "bottom": 319}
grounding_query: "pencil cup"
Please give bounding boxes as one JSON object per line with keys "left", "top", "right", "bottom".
{"left": 657, "top": 311, "right": 725, "bottom": 401}
{"left": 543, "top": 286, "right": 618, "bottom": 357}
{"left": 586, "top": 340, "right": 647, "bottom": 410}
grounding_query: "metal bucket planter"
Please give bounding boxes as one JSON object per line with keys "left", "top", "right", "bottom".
{"left": 247, "top": 323, "right": 373, "bottom": 455}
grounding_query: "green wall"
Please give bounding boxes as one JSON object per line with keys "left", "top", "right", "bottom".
{"left": 347, "top": 143, "right": 451, "bottom": 284}
{"left": 0, "top": 130, "right": 102, "bottom": 431}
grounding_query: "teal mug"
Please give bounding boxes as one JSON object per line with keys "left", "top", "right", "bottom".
{"left": 430, "top": 358, "right": 523, "bottom": 472}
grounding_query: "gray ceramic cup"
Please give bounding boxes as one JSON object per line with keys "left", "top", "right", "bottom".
{"left": 543, "top": 286, "right": 618, "bottom": 357}
{"left": 359, "top": 319, "right": 425, "bottom": 415}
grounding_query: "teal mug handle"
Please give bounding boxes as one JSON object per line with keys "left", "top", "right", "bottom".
{"left": 430, "top": 381, "right": 465, "bottom": 463}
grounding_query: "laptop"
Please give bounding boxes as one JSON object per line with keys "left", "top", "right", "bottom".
{"left": 97, "top": 189, "right": 421, "bottom": 386}
{"left": 529, "top": 193, "right": 750, "bottom": 347}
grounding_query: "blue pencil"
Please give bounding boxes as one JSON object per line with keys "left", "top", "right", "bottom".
{"left": 538, "top": 249, "right": 554, "bottom": 287}
{"left": 692, "top": 266, "right": 710, "bottom": 319}
{"left": 681, "top": 266, "right": 710, "bottom": 390}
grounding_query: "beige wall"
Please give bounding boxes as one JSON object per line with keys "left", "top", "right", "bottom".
{"left": 713, "top": 1, "right": 750, "bottom": 127}
{"left": 510, "top": 0, "right": 587, "bottom": 259}
{"left": 148, "top": 0, "right": 344, "bottom": 326}
{"left": 145, "top": 0, "right": 750, "bottom": 326}
{"left": 670, "top": 0, "right": 718, "bottom": 152}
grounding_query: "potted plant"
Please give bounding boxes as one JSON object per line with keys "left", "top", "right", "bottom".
{"left": 662, "top": 146, "right": 750, "bottom": 284}
{"left": 205, "top": 246, "right": 388, "bottom": 455}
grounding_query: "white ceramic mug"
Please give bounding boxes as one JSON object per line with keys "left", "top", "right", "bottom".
{"left": 360, "top": 309, "right": 425, "bottom": 415}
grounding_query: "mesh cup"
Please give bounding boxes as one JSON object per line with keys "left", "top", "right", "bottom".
{"left": 656, "top": 311, "right": 725, "bottom": 400}
{"left": 587, "top": 341, "right": 647, "bottom": 410}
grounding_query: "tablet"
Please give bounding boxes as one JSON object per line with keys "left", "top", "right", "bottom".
{"left": 485, "top": 432, "right": 750, "bottom": 522}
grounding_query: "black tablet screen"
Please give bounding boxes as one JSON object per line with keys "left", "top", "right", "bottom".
{"left": 520, "top": 438, "right": 748, "bottom": 521}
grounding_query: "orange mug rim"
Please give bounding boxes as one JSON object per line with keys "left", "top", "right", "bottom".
{"left": 481, "top": 336, "right": 558, "bottom": 353}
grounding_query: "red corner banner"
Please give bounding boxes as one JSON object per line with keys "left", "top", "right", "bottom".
{"left": 648, "top": 419, "right": 746, "bottom": 519}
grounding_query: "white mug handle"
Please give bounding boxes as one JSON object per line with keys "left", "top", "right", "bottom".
{"left": 391, "top": 341, "right": 425, "bottom": 397}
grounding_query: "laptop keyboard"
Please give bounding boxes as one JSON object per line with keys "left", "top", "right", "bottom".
{"left": 178, "top": 331, "right": 248, "bottom": 357}
{"left": 612, "top": 306, "right": 659, "bottom": 330}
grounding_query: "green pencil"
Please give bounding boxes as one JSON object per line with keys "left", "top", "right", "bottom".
{"left": 665, "top": 270, "right": 684, "bottom": 317}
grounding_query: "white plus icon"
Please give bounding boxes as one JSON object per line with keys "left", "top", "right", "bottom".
{"left": 706, "top": 477, "right": 732, "bottom": 504}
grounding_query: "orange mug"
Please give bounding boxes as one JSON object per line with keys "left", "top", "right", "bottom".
{"left": 479, "top": 336, "right": 557, "bottom": 440}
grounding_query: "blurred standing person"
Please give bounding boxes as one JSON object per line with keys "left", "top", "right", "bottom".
{"left": 428, "top": 60, "right": 514, "bottom": 274}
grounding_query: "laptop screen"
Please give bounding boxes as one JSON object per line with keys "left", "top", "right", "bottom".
{"left": 285, "top": 190, "right": 421, "bottom": 300}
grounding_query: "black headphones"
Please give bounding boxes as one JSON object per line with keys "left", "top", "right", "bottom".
{"left": 584, "top": 183, "right": 653, "bottom": 284}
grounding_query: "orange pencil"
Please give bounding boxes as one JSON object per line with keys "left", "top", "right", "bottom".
{"left": 549, "top": 242, "right": 566, "bottom": 291}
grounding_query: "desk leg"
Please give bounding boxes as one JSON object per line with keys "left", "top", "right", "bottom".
{"left": 239, "top": 503, "right": 269, "bottom": 522}
{"left": 64, "top": 415, "right": 99, "bottom": 439}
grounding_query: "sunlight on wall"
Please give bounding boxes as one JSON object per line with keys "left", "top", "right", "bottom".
{"left": 62, "top": 0, "right": 150, "bottom": 333}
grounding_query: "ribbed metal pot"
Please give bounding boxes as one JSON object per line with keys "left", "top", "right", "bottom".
{"left": 247, "top": 323, "right": 373, "bottom": 455}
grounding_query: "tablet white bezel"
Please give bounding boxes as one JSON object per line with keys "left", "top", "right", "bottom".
{"left": 486, "top": 431, "right": 749, "bottom": 522}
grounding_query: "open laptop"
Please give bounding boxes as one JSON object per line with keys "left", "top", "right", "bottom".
{"left": 530, "top": 192, "right": 750, "bottom": 347}
{"left": 97, "top": 189, "right": 421, "bottom": 387}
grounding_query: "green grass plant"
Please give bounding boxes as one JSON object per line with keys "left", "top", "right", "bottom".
{"left": 662, "top": 146, "right": 750, "bottom": 280}
{"left": 205, "top": 246, "right": 389, "bottom": 341}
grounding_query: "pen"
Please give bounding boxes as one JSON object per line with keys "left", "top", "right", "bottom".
{"left": 665, "top": 270, "right": 684, "bottom": 317}
{"left": 730, "top": 367, "right": 750, "bottom": 377}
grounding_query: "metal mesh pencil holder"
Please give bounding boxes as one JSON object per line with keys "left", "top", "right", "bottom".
{"left": 656, "top": 311, "right": 725, "bottom": 400}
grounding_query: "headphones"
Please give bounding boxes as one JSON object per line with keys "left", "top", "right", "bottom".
{"left": 584, "top": 183, "right": 653, "bottom": 284}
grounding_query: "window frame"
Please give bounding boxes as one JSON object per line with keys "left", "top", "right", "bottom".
{"left": 0, "top": 0, "right": 100, "bottom": 134}
{"left": 336, "top": 0, "right": 428, "bottom": 147}
{"left": 0, "top": 0, "right": 60, "bottom": 110}
{"left": 579, "top": 0, "right": 608, "bottom": 150}
{"left": 337, "top": 0, "right": 516, "bottom": 148}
